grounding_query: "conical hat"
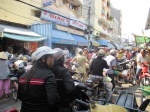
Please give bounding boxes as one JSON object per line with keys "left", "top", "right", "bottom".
{"left": 0, "top": 52, "right": 8, "bottom": 60}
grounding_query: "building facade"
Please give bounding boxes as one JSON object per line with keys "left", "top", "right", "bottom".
{"left": 145, "top": 8, "right": 150, "bottom": 30}
{"left": 0, "top": 0, "right": 42, "bottom": 25}
{"left": 110, "top": 6, "right": 122, "bottom": 36}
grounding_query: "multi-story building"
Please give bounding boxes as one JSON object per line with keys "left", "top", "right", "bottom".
{"left": 82, "top": 0, "right": 111, "bottom": 39}
{"left": 0, "top": 0, "right": 45, "bottom": 53}
{"left": 110, "top": 6, "right": 122, "bottom": 36}
{"left": 81, "top": 0, "right": 114, "bottom": 48}
{"left": 109, "top": 18, "right": 120, "bottom": 43}
{"left": 145, "top": 8, "right": 150, "bottom": 30}
{"left": 0, "top": 0, "right": 41, "bottom": 25}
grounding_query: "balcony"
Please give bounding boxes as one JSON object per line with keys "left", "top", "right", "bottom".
{"left": 67, "top": 0, "right": 81, "bottom": 6}
{"left": 107, "top": 1, "right": 110, "bottom": 7}
{"left": 98, "top": 16, "right": 110, "bottom": 28}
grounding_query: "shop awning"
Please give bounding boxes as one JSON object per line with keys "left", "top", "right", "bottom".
{"left": 71, "top": 34, "right": 88, "bottom": 46}
{"left": 4, "top": 33, "right": 46, "bottom": 42}
{"left": 90, "top": 40, "right": 100, "bottom": 46}
{"left": 52, "top": 29, "right": 77, "bottom": 45}
{"left": 97, "top": 39, "right": 114, "bottom": 48}
{"left": 0, "top": 24, "right": 46, "bottom": 42}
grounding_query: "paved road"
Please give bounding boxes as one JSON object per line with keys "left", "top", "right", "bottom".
{"left": 0, "top": 84, "right": 149, "bottom": 112}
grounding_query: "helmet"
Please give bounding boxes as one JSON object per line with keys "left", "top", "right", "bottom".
{"left": 31, "top": 52, "right": 36, "bottom": 62}
{"left": 35, "top": 46, "right": 57, "bottom": 60}
{"left": 140, "top": 49, "right": 146, "bottom": 53}
{"left": 98, "top": 49, "right": 105, "bottom": 55}
{"left": 78, "top": 49, "right": 83, "bottom": 54}
{"left": 53, "top": 48, "right": 65, "bottom": 61}
{"left": 110, "top": 49, "right": 116, "bottom": 54}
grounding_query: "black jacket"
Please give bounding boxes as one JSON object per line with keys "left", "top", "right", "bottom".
{"left": 90, "top": 56, "right": 109, "bottom": 76}
{"left": 52, "top": 61, "right": 75, "bottom": 107}
{"left": 18, "top": 61, "right": 60, "bottom": 112}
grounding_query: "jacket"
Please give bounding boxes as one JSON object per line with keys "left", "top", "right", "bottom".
{"left": 52, "top": 61, "right": 75, "bottom": 107}
{"left": 18, "top": 61, "right": 60, "bottom": 112}
{"left": 90, "top": 56, "right": 109, "bottom": 76}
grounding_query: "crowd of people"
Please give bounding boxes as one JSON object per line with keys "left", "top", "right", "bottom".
{"left": 0, "top": 45, "right": 150, "bottom": 112}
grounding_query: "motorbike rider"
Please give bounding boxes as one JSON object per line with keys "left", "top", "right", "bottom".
{"left": 52, "top": 48, "right": 75, "bottom": 112}
{"left": 105, "top": 49, "right": 117, "bottom": 90}
{"left": 90, "top": 49, "right": 113, "bottom": 99}
{"left": 136, "top": 49, "right": 150, "bottom": 80}
{"left": 18, "top": 46, "right": 60, "bottom": 112}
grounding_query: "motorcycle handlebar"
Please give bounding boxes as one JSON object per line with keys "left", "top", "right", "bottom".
{"left": 75, "top": 99, "right": 90, "bottom": 108}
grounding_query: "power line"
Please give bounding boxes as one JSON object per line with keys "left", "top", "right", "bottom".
{"left": 0, "top": 6, "right": 41, "bottom": 22}
{"left": 16, "top": 0, "right": 89, "bottom": 26}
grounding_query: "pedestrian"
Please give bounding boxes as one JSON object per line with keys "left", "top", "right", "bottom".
{"left": 52, "top": 48, "right": 75, "bottom": 112}
{"left": 0, "top": 52, "right": 12, "bottom": 98}
{"left": 72, "top": 49, "right": 89, "bottom": 82}
{"left": 18, "top": 46, "right": 60, "bottom": 112}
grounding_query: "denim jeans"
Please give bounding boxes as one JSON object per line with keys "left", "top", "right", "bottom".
{"left": 136, "top": 68, "right": 142, "bottom": 80}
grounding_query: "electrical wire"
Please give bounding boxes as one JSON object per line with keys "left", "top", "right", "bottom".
{"left": 0, "top": 6, "right": 41, "bottom": 22}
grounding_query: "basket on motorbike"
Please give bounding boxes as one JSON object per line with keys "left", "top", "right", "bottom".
{"left": 141, "top": 86, "right": 150, "bottom": 97}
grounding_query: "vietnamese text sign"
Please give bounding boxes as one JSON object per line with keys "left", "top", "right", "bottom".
{"left": 43, "top": 0, "right": 53, "bottom": 7}
{"left": 41, "top": 11, "right": 69, "bottom": 26}
{"left": 69, "top": 17, "right": 86, "bottom": 30}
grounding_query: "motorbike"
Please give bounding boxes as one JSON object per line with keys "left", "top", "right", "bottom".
{"left": 138, "top": 63, "right": 150, "bottom": 86}
{"left": 116, "top": 59, "right": 137, "bottom": 86}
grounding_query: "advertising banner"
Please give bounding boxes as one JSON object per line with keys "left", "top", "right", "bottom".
{"left": 69, "top": 17, "right": 86, "bottom": 30}
{"left": 41, "top": 11, "right": 69, "bottom": 26}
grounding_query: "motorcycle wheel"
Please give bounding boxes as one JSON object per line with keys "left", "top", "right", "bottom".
{"left": 140, "top": 76, "right": 150, "bottom": 86}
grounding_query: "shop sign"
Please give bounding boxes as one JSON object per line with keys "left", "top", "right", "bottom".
{"left": 0, "top": 27, "right": 4, "bottom": 38}
{"left": 41, "top": 11, "right": 69, "bottom": 26}
{"left": 69, "top": 17, "right": 86, "bottom": 30}
{"left": 43, "top": 0, "right": 53, "bottom": 7}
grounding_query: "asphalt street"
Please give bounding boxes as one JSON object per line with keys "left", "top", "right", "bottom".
{"left": 0, "top": 84, "right": 149, "bottom": 112}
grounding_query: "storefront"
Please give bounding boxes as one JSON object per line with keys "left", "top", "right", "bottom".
{"left": 97, "top": 39, "right": 115, "bottom": 49}
{"left": 0, "top": 24, "right": 46, "bottom": 55}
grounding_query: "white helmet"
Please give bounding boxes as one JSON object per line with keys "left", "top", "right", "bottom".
{"left": 31, "top": 52, "right": 36, "bottom": 62}
{"left": 98, "top": 49, "right": 105, "bottom": 55}
{"left": 53, "top": 48, "right": 65, "bottom": 61}
{"left": 110, "top": 49, "right": 116, "bottom": 55}
{"left": 78, "top": 49, "right": 83, "bottom": 54}
{"left": 35, "top": 46, "right": 57, "bottom": 60}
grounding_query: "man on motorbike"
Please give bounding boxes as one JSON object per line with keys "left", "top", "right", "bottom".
{"left": 136, "top": 49, "right": 150, "bottom": 80}
{"left": 90, "top": 49, "right": 113, "bottom": 100}
{"left": 52, "top": 48, "right": 75, "bottom": 112}
{"left": 18, "top": 46, "right": 60, "bottom": 112}
{"left": 105, "top": 49, "right": 117, "bottom": 90}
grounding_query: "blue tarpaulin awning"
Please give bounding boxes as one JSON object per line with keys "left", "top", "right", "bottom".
{"left": 97, "top": 39, "right": 114, "bottom": 48}
{"left": 52, "top": 29, "right": 77, "bottom": 45}
{"left": 71, "top": 34, "right": 88, "bottom": 46}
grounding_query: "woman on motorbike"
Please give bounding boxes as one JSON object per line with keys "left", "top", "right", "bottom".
{"left": 18, "top": 46, "right": 60, "bottom": 112}
{"left": 52, "top": 48, "right": 75, "bottom": 112}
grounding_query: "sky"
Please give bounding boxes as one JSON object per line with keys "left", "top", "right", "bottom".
{"left": 111, "top": 0, "right": 150, "bottom": 36}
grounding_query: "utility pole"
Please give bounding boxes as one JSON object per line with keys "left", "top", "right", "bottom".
{"left": 87, "top": 0, "right": 91, "bottom": 50}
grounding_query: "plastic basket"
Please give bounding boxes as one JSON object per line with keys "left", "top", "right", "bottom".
{"left": 141, "top": 86, "right": 150, "bottom": 97}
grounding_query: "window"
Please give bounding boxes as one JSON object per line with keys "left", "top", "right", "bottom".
{"left": 31, "top": 10, "right": 41, "bottom": 18}
{"left": 102, "top": 7, "right": 105, "bottom": 15}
